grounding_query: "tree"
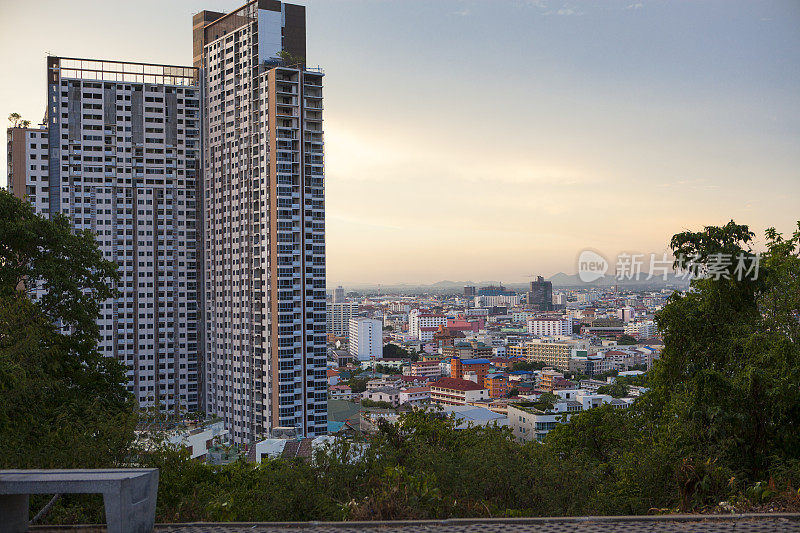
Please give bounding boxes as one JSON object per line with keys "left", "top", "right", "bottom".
{"left": 347, "top": 376, "right": 370, "bottom": 393}
{"left": 510, "top": 360, "right": 546, "bottom": 372}
{"left": 360, "top": 399, "right": 394, "bottom": 409}
{"left": 383, "top": 343, "right": 411, "bottom": 359}
{"left": 617, "top": 334, "right": 637, "bottom": 345}
{"left": 277, "top": 49, "right": 305, "bottom": 67}
{"left": 0, "top": 190, "right": 135, "bottom": 469}
{"left": 7, "top": 113, "right": 30, "bottom": 128}
{"left": 533, "top": 392, "right": 559, "bottom": 411}
{"left": 374, "top": 364, "right": 401, "bottom": 375}
{"left": 596, "top": 382, "right": 629, "bottom": 398}
{"left": 652, "top": 220, "right": 800, "bottom": 484}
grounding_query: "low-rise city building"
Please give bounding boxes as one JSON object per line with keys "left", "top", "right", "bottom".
{"left": 430, "top": 377, "right": 490, "bottom": 406}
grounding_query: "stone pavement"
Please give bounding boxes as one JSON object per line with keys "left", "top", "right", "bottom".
{"left": 29, "top": 514, "right": 800, "bottom": 533}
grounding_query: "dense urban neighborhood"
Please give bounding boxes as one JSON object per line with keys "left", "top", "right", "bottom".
{"left": 2, "top": 0, "right": 799, "bottom": 529}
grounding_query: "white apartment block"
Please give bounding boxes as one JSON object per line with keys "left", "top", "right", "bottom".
{"left": 327, "top": 301, "right": 358, "bottom": 337}
{"left": 389, "top": 302, "right": 411, "bottom": 313}
{"left": 399, "top": 386, "right": 431, "bottom": 406}
{"left": 624, "top": 320, "right": 657, "bottom": 338}
{"left": 410, "top": 360, "right": 443, "bottom": 379}
{"left": 362, "top": 387, "right": 400, "bottom": 407}
{"left": 332, "top": 285, "right": 345, "bottom": 303}
{"left": 8, "top": 56, "right": 202, "bottom": 414}
{"left": 349, "top": 317, "right": 383, "bottom": 361}
{"left": 408, "top": 309, "right": 447, "bottom": 340}
{"left": 195, "top": 0, "right": 327, "bottom": 442}
{"left": 527, "top": 317, "right": 573, "bottom": 336}
{"left": 475, "top": 294, "right": 520, "bottom": 308}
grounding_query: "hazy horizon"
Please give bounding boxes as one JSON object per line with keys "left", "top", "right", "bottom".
{"left": 2, "top": 0, "right": 798, "bottom": 284}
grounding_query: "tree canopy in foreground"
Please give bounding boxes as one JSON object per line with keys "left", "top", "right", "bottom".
{"left": 2, "top": 199, "right": 798, "bottom": 521}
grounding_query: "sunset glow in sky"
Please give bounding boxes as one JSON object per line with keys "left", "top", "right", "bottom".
{"left": 2, "top": 0, "right": 798, "bottom": 284}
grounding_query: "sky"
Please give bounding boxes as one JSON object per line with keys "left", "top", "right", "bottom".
{"left": 1, "top": 0, "right": 799, "bottom": 285}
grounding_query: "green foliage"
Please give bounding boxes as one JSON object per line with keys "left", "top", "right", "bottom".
{"left": 652, "top": 221, "right": 800, "bottom": 482}
{"left": 617, "top": 334, "right": 638, "bottom": 345}
{"left": 6, "top": 201, "right": 798, "bottom": 522}
{"left": 596, "top": 382, "right": 629, "bottom": 398}
{"left": 532, "top": 392, "right": 559, "bottom": 411}
{"left": 745, "top": 481, "right": 776, "bottom": 504}
{"left": 374, "top": 364, "right": 401, "bottom": 375}
{"left": 616, "top": 373, "right": 648, "bottom": 387}
{"left": 593, "top": 369, "right": 619, "bottom": 380}
{"left": 382, "top": 343, "right": 411, "bottom": 359}
{"left": 347, "top": 376, "right": 370, "bottom": 393}
{"left": 510, "top": 360, "right": 547, "bottom": 372}
{"left": 0, "top": 190, "right": 119, "bottom": 348}
{"left": 276, "top": 49, "right": 305, "bottom": 67}
{"left": 360, "top": 399, "right": 394, "bottom": 409}
{"left": 8, "top": 113, "right": 31, "bottom": 128}
{"left": 0, "top": 190, "right": 135, "bottom": 470}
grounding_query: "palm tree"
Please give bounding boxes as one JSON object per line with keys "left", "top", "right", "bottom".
{"left": 7, "top": 114, "right": 30, "bottom": 128}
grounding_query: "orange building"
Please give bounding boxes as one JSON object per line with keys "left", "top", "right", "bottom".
{"left": 450, "top": 357, "right": 491, "bottom": 388}
{"left": 485, "top": 373, "right": 509, "bottom": 398}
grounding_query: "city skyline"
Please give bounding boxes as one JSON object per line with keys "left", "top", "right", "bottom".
{"left": 2, "top": 0, "right": 799, "bottom": 284}
{"left": 6, "top": 0, "right": 330, "bottom": 442}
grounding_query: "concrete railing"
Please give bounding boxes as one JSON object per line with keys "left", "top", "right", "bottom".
{"left": 0, "top": 468, "right": 158, "bottom": 533}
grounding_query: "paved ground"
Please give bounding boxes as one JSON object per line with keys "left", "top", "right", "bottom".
{"left": 30, "top": 514, "right": 800, "bottom": 532}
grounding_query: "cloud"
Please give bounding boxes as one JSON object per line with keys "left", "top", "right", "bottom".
{"left": 525, "top": 0, "right": 548, "bottom": 8}
{"left": 625, "top": 2, "right": 644, "bottom": 9}
{"left": 539, "top": 5, "right": 583, "bottom": 17}
{"left": 452, "top": 7, "right": 471, "bottom": 17}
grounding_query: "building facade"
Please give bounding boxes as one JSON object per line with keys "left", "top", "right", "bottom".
{"left": 8, "top": 0, "right": 329, "bottom": 444}
{"left": 348, "top": 317, "right": 382, "bottom": 361}
{"left": 195, "top": 0, "right": 327, "bottom": 441}
{"left": 332, "top": 285, "right": 345, "bottom": 303}
{"left": 485, "top": 373, "right": 509, "bottom": 398}
{"left": 508, "top": 339, "right": 587, "bottom": 371}
{"left": 527, "top": 317, "right": 573, "bottom": 336}
{"left": 410, "top": 360, "right": 444, "bottom": 379}
{"left": 8, "top": 56, "right": 202, "bottom": 414}
{"left": 429, "top": 377, "right": 489, "bottom": 406}
{"left": 408, "top": 309, "right": 447, "bottom": 340}
{"left": 450, "top": 357, "right": 491, "bottom": 388}
{"left": 528, "top": 276, "right": 553, "bottom": 311}
{"left": 326, "top": 301, "right": 358, "bottom": 337}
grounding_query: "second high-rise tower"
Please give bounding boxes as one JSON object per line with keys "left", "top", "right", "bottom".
{"left": 194, "top": 0, "right": 327, "bottom": 442}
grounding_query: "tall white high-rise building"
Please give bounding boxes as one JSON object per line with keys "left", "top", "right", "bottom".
{"left": 8, "top": 0, "right": 328, "bottom": 444}
{"left": 348, "top": 318, "right": 383, "bottom": 361}
{"left": 7, "top": 57, "right": 202, "bottom": 413}
{"left": 194, "top": 0, "right": 327, "bottom": 442}
{"left": 327, "top": 301, "right": 358, "bottom": 337}
{"left": 332, "top": 285, "right": 345, "bottom": 303}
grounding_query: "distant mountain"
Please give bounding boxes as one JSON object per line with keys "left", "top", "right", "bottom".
{"left": 545, "top": 272, "right": 689, "bottom": 289}
{"left": 332, "top": 273, "right": 688, "bottom": 294}
{"left": 548, "top": 272, "right": 576, "bottom": 285}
